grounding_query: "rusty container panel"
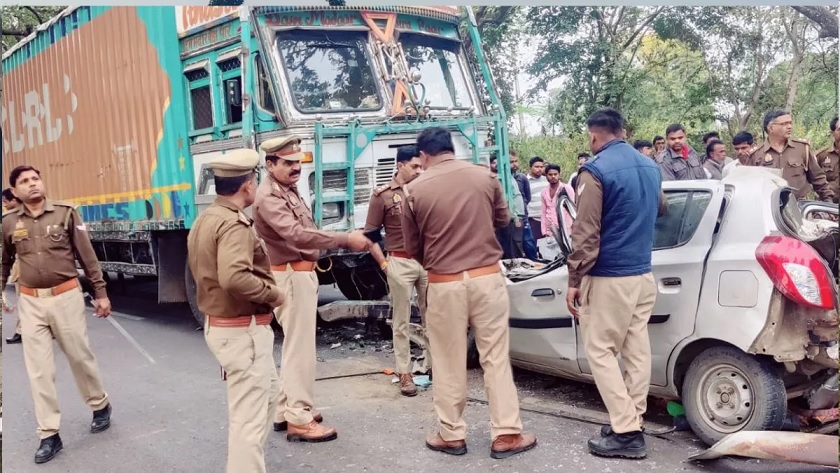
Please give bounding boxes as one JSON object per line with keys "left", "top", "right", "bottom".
{"left": 2, "top": 7, "right": 195, "bottom": 226}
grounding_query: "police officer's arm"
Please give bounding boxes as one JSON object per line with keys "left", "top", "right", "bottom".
{"left": 492, "top": 179, "right": 511, "bottom": 229}
{"left": 216, "top": 224, "right": 282, "bottom": 305}
{"left": 567, "top": 171, "right": 603, "bottom": 289}
{"left": 805, "top": 150, "right": 836, "bottom": 202}
{"left": 362, "top": 192, "right": 388, "bottom": 268}
{"left": 1, "top": 218, "right": 14, "bottom": 292}
{"left": 258, "top": 195, "right": 349, "bottom": 249}
{"left": 69, "top": 209, "right": 108, "bottom": 299}
{"left": 400, "top": 195, "right": 424, "bottom": 264}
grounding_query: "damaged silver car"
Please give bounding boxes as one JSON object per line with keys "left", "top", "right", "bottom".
{"left": 499, "top": 168, "right": 839, "bottom": 446}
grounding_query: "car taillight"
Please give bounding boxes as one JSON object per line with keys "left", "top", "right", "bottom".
{"left": 756, "top": 235, "right": 838, "bottom": 310}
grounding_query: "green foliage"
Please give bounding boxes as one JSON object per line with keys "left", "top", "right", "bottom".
{"left": 510, "top": 135, "right": 588, "bottom": 180}
{"left": 1, "top": 6, "right": 65, "bottom": 51}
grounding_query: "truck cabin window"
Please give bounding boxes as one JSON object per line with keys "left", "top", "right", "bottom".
{"left": 277, "top": 30, "right": 381, "bottom": 113}
{"left": 400, "top": 33, "right": 473, "bottom": 109}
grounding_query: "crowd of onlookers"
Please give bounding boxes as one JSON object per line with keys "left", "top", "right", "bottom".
{"left": 492, "top": 111, "right": 840, "bottom": 261}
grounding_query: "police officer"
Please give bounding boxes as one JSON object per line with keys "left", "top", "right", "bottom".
{"left": 187, "top": 149, "right": 284, "bottom": 473}
{"left": 750, "top": 110, "right": 835, "bottom": 202}
{"left": 401, "top": 127, "right": 537, "bottom": 459}
{"left": 2, "top": 187, "right": 23, "bottom": 343}
{"left": 657, "top": 123, "right": 706, "bottom": 180}
{"left": 566, "top": 108, "right": 662, "bottom": 459}
{"left": 364, "top": 145, "right": 430, "bottom": 396}
{"left": 815, "top": 116, "right": 840, "bottom": 203}
{"left": 252, "top": 135, "right": 371, "bottom": 443}
{"left": 1, "top": 165, "right": 112, "bottom": 464}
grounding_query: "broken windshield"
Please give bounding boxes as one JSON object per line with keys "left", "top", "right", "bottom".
{"left": 400, "top": 33, "right": 474, "bottom": 109}
{"left": 277, "top": 30, "right": 382, "bottom": 113}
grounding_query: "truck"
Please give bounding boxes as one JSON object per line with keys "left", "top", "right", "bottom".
{"left": 1, "top": 6, "right": 514, "bottom": 325}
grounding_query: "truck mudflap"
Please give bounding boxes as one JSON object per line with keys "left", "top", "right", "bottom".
{"left": 687, "top": 431, "right": 839, "bottom": 467}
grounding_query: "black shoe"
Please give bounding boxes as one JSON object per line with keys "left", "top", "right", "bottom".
{"left": 91, "top": 404, "right": 112, "bottom": 433}
{"left": 34, "top": 434, "right": 63, "bottom": 464}
{"left": 6, "top": 333, "right": 21, "bottom": 344}
{"left": 600, "top": 425, "right": 646, "bottom": 437}
{"left": 588, "top": 431, "right": 646, "bottom": 459}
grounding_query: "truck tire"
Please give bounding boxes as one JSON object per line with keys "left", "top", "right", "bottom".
{"left": 184, "top": 261, "right": 204, "bottom": 328}
{"left": 334, "top": 267, "right": 388, "bottom": 301}
{"left": 682, "top": 346, "right": 787, "bottom": 446}
{"left": 466, "top": 328, "right": 481, "bottom": 370}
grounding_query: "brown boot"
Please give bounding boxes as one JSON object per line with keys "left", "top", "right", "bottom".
{"left": 287, "top": 420, "right": 337, "bottom": 443}
{"left": 425, "top": 432, "right": 467, "bottom": 456}
{"left": 490, "top": 433, "right": 537, "bottom": 459}
{"left": 399, "top": 373, "right": 418, "bottom": 397}
{"left": 274, "top": 411, "right": 323, "bottom": 432}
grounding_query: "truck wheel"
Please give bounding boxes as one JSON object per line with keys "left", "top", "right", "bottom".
{"left": 466, "top": 328, "right": 481, "bottom": 370}
{"left": 334, "top": 267, "right": 388, "bottom": 301}
{"left": 184, "top": 262, "right": 204, "bottom": 328}
{"left": 682, "top": 346, "right": 787, "bottom": 446}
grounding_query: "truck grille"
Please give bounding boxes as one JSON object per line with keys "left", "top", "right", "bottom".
{"left": 309, "top": 169, "right": 373, "bottom": 205}
{"left": 375, "top": 157, "right": 396, "bottom": 187}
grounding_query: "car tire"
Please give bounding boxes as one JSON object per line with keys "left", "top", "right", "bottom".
{"left": 334, "top": 267, "right": 389, "bottom": 301}
{"left": 466, "top": 328, "right": 481, "bottom": 370}
{"left": 682, "top": 346, "right": 787, "bottom": 446}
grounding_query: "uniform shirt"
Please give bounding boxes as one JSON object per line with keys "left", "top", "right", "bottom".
{"left": 401, "top": 157, "right": 510, "bottom": 274}
{"left": 1, "top": 209, "right": 20, "bottom": 283}
{"left": 658, "top": 146, "right": 706, "bottom": 181}
{"left": 187, "top": 198, "right": 280, "bottom": 317}
{"left": 526, "top": 175, "right": 548, "bottom": 219}
{"left": 1, "top": 200, "right": 107, "bottom": 298}
{"left": 816, "top": 144, "right": 840, "bottom": 203}
{"left": 749, "top": 139, "right": 835, "bottom": 202}
{"left": 364, "top": 178, "right": 408, "bottom": 252}
{"left": 568, "top": 172, "right": 668, "bottom": 289}
{"left": 253, "top": 175, "right": 349, "bottom": 264}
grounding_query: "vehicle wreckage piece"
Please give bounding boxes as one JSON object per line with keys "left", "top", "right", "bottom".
{"left": 687, "top": 431, "right": 839, "bottom": 467}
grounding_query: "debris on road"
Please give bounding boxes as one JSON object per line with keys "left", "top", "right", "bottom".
{"left": 331, "top": 343, "right": 342, "bottom": 349}
{"left": 687, "top": 431, "right": 840, "bottom": 467}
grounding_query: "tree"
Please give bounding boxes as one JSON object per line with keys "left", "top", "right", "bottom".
{"left": 791, "top": 6, "right": 839, "bottom": 40}
{"left": 1, "top": 6, "right": 65, "bottom": 51}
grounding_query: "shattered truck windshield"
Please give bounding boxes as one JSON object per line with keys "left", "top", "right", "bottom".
{"left": 277, "top": 30, "right": 382, "bottom": 113}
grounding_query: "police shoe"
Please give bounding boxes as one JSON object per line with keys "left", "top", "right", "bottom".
{"left": 490, "top": 433, "right": 537, "bottom": 459}
{"left": 90, "top": 403, "right": 112, "bottom": 433}
{"left": 34, "top": 434, "right": 63, "bottom": 464}
{"left": 600, "top": 424, "right": 645, "bottom": 437}
{"left": 286, "top": 420, "right": 337, "bottom": 443}
{"left": 588, "top": 431, "right": 646, "bottom": 459}
{"left": 425, "top": 432, "right": 467, "bottom": 456}
{"left": 399, "top": 373, "right": 418, "bottom": 397}
{"left": 6, "top": 333, "right": 21, "bottom": 344}
{"left": 274, "top": 412, "right": 323, "bottom": 432}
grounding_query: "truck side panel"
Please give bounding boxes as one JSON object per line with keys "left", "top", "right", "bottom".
{"left": 1, "top": 6, "right": 196, "bottom": 229}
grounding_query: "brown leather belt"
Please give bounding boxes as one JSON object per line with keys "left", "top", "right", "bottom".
{"left": 428, "top": 264, "right": 501, "bottom": 284}
{"left": 271, "top": 261, "right": 316, "bottom": 272}
{"left": 206, "top": 314, "right": 273, "bottom": 328}
{"left": 20, "top": 278, "right": 79, "bottom": 298}
{"left": 389, "top": 251, "right": 411, "bottom": 259}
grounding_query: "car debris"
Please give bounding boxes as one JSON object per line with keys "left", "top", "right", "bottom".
{"left": 687, "top": 431, "right": 839, "bottom": 468}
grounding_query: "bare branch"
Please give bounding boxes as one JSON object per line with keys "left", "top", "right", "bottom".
{"left": 791, "top": 6, "right": 839, "bottom": 40}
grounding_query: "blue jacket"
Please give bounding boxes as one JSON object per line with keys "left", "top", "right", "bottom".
{"left": 582, "top": 140, "right": 662, "bottom": 277}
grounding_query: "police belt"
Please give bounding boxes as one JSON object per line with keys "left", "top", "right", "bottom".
{"left": 19, "top": 278, "right": 79, "bottom": 298}
{"left": 428, "top": 264, "right": 501, "bottom": 284}
{"left": 271, "top": 260, "right": 316, "bottom": 272}
{"left": 206, "top": 314, "right": 273, "bottom": 328}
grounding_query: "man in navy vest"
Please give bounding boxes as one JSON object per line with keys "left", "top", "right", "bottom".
{"left": 566, "top": 107, "right": 664, "bottom": 459}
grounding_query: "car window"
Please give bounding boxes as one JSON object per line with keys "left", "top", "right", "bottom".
{"left": 654, "top": 190, "right": 712, "bottom": 250}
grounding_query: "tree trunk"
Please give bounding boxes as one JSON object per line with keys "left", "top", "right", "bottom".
{"left": 791, "top": 6, "right": 839, "bottom": 40}
{"left": 783, "top": 17, "right": 806, "bottom": 113}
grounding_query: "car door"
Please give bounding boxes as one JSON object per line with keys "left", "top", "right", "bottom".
{"left": 574, "top": 182, "right": 726, "bottom": 386}
{"left": 507, "top": 192, "right": 580, "bottom": 377}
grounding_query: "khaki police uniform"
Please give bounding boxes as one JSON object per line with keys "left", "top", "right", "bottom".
{"left": 187, "top": 149, "right": 283, "bottom": 473}
{"left": 401, "top": 154, "right": 536, "bottom": 457}
{"left": 364, "top": 179, "right": 431, "bottom": 392}
{"left": 750, "top": 139, "right": 836, "bottom": 202}
{"left": 1, "top": 199, "right": 110, "bottom": 440}
{"left": 253, "top": 134, "right": 352, "bottom": 442}
{"left": 816, "top": 144, "right": 839, "bottom": 204}
{"left": 2, "top": 208, "right": 22, "bottom": 335}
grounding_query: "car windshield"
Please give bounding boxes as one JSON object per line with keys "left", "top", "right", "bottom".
{"left": 277, "top": 30, "right": 382, "bottom": 113}
{"left": 400, "top": 33, "right": 473, "bottom": 109}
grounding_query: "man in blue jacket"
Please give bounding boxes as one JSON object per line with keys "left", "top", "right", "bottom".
{"left": 566, "top": 107, "right": 663, "bottom": 459}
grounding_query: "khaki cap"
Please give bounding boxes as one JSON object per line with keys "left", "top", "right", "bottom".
{"left": 208, "top": 149, "right": 260, "bottom": 177}
{"left": 261, "top": 135, "right": 305, "bottom": 161}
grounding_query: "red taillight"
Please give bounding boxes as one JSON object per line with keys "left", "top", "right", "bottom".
{"left": 756, "top": 235, "right": 838, "bottom": 310}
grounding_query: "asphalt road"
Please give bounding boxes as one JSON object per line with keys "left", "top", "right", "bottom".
{"left": 1, "top": 278, "right": 835, "bottom": 473}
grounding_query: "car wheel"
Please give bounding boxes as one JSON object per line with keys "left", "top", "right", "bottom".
{"left": 682, "top": 346, "right": 787, "bottom": 446}
{"left": 334, "top": 267, "right": 389, "bottom": 301}
{"left": 466, "top": 328, "right": 480, "bottom": 370}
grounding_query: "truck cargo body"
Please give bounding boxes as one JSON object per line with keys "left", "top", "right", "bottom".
{"left": 2, "top": 6, "right": 513, "bottom": 321}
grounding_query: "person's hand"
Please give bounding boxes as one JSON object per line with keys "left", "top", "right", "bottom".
{"left": 93, "top": 297, "right": 112, "bottom": 318}
{"left": 566, "top": 288, "right": 580, "bottom": 319}
{"left": 514, "top": 218, "right": 522, "bottom": 228}
{"left": 347, "top": 231, "right": 373, "bottom": 252}
{"left": 2, "top": 294, "right": 14, "bottom": 313}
